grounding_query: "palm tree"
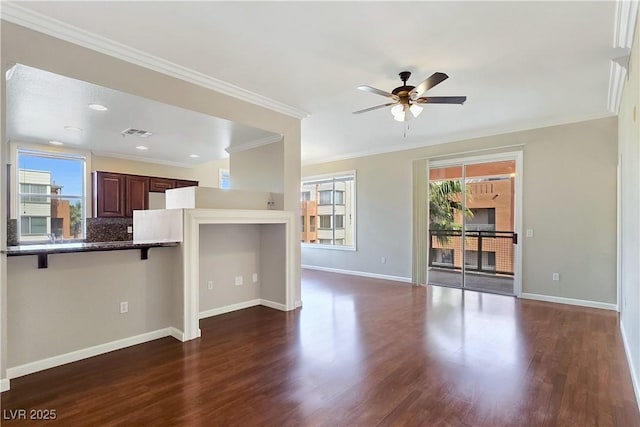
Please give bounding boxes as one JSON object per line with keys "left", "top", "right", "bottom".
{"left": 70, "top": 201, "right": 82, "bottom": 238}
{"left": 429, "top": 180, "right": 472, "bottom": 243}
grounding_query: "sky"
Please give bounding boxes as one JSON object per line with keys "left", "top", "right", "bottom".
{"left": 18, "top": 154, "right": 83, "bottom": 196}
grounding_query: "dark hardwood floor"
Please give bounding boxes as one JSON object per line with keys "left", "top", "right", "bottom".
{"left": 2, "top": 270, "right": 639, "bottom": 426}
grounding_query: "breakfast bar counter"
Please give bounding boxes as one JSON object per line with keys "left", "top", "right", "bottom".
{"left": 2, "top": 241, "right": 179, "bottom": 268}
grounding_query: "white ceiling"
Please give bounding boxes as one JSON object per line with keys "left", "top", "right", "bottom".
{"left": 6, "top": 64, "right": 280, "bottom": 166}
{"left": 2, "top": 1, "right": 625, "bottom": 164}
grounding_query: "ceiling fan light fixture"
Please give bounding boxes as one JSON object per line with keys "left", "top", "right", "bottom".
{"left": 410, "top": 103, "right": 423, "bottom": 118}
{"left": 353, "top": 70, "right": 466, "bottom": 123}
{"left": 391, "top": 104, "right": 404, "bottom": 116}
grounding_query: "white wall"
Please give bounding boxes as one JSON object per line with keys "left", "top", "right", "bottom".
{"left": 93, "top": 155, "right": 229, "bottom": 188}
{"left": 1, "top": 42, "right": 7, "bottom": 391}
{"left": 230, "top": 140, "right": 284, "bottom": 193}
{"left": 1, "top": 20, "right": 301, "bottom": 384}
{"left": 7, "top": 247, "right": 179, "bottom": 369}
{"left": 199, "top": 224, "right": 262, "bottom": 312}
{"left": 302, "top": 117, "right": 618, "bottom": 306}
{"left": 619, "top": 10, "right": 640, "bottom": 406}
{"left": 198, "top": 223, "right": 289, "bottom": 313}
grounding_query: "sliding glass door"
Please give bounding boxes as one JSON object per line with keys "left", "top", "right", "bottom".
{"left": 428, "top": 155, "right": 520, "bottom": 296}
{"left": 428, "top": 165, "right": 464, "bottom": 289}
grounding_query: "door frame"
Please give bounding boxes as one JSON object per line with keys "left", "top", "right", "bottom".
{"left": 426, "top": 151, "right": 523, "bottom": 297}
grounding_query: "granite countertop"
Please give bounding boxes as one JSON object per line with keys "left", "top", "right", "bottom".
{"left": 2, "top": 241, "right": 179, "bottom": 256}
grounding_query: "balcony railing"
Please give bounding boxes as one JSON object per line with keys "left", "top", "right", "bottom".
{"left": 429, "top": 229, "right": 516, "bottom": 276}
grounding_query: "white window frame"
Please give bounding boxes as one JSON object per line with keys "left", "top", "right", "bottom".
{"left": 16, "top": 148, "right": 87, "bottom": 242}
{"left": 301, "top": 170, "right": 356, "bottom": 251}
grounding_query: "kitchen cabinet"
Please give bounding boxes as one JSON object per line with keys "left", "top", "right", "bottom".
{"left": 149, "top": 178, "right": 198, "bottom": 193}
{"left": 149, "top": 177, "right": 175, "bottom": 193}
{"left": 125, "top": 175, "right": 150, "bottom": 217}
{"left": 175, "top": 179, "right": 199, "bottom": 189}
{"left": 94, "top": 171, "right": 199, "bottom": 217}
{"left": 94, "top": 172, "right": 126, "bottom": 217}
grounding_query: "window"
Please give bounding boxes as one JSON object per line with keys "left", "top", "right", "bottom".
{"left": 467, "top": 208, "right": 496, "bottom": 231}
{"left": 301, "top": 171, "right": 356, "bottom": 249}
{"left": 20, "top": 184, "right": 48, "bottom": 203}
{"left": 431, "top": 248, "right": 454, "bottom": 267}
{"left": 319, "top": 215, "right": 331, "bottom": 229}
{"left": 21, "top": 216, "right": 47, "bottom": 235}
{"left": 17, "top": 150, "right": 86, "bottom": 242}
{"left": 319, "top": 190, "right": 332, "bottom": 205}
{"left": 219, "top": 169, "right": 230, "bottom": 189}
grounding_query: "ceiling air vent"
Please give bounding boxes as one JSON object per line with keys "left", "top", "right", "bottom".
{"left": 121, "top": 128, "right": 153, "bottom": 138}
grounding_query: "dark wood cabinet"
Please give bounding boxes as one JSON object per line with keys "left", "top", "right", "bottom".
{"left": 149, "top": 178, "right": 198, "bottom": 192}
{"left": 125, "top": 176, "right": 149, "bottom": 217}
{"left": 94, "top": 172, "right": 126, "bottom": 217}
{"left": 149, "top": 177, "right": 176, "bottom": 193}
{"left": 175, "top": 179, "right": 199, "bottom": 188}
{"left": 94, "top": 171, "right": 198, "bottom": 217}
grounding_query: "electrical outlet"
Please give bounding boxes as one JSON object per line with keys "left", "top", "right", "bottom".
{"left": 552, "top": 273, "right": 560, "bottom": 281}
{"left": 252, "top": 273, "right": 258, "bottom": 283}
{"left": 127, "top": 226, "right": 133, "bottom": 234}
{"left": 235, "top": 276, "right": 243, "bottom": 286}
{"left": 120, "top": 301, "right": 128, "bottom": 313}
{"left": 207, "top": 280, "right": 214, "bottom": 290}
{"left": 526, "top": 229, "right": 534, "bottom": 238}
{"left": 381, "top": 256, "right": 386, "bottom": 264}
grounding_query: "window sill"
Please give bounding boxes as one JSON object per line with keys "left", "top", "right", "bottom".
{"left": 301, "top": 243, "right": 356, "bottom": 251}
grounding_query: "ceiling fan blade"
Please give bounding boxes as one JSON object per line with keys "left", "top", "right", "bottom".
{"left": 416, "top": 96, "right": 467, "bottom": 105}
{"left": 352, "top": 102, "right": 398, "bottom": 114}
{"left": 410, "top": 72, "right": 449, "bottom": 98}
{"left": 357, "top": 85, "right": 399, "bottom": 100}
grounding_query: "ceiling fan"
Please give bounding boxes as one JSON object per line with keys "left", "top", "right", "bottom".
{"left": 353, "top": 71, "right": 467, "bottom": 122}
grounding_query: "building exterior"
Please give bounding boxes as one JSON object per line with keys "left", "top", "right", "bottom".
{"left": 51, "top": 184, "right": 72, "bottom": 239}
{"left": 429, "top": 162, "right": 515, "bottom": 275}
{"left": 301, "top": 179, "right": 354, "bottom": 246}
{"left": 18, "top": 169, "right": 51, "bottom": 241}
{"left": 18, "top": 169, "right": 72, "bottom": 241}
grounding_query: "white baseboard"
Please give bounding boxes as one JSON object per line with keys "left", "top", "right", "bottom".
{"left": 260, "top": 299, "right": 287, "bottom": 311}
{"left": 295, "top": 300, "right": 303, "bottom": 309}
{"left": 169, "top": 327, "right": 185, "bottom": 342}
{"left": 621, "top": 320, "right": 640, "bottom": 411}
{"left": 199, "top": 299, "right": 261, "bottom": 319}
{"left": 7, "top": 328, "right": 174, "bottom": 380}
{"left": 520, "top": 293, "right": 618, "bottom": 311}
{"left": 1, "top": 378, "right": 9, "bottom": 392}
{"left": 302, "top": 265, "right": 412, "bottom": 283}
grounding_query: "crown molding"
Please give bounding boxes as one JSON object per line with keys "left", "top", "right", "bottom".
{"left": 301, "top": 112, "right": 616, "bottom": 166}
{"left": 0, "top": 3, "right": 310, "bottom": 120}
{"left": 614, "top": 0, "right": 639, "bottom": 48}
{"left": 91, "top": 150, "right": 198, "bottom": 168}
{"left": 608, "top": 58, "right": 628, "bottom": 114}
{"left": 225, "top": 134, "right": 283, "bottom": 154}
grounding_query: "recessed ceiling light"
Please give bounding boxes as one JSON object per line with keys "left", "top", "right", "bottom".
{"left": 136, "top": 146, "right": 149, "bottom": 151}
{"left": 64, "top": 126, "right": 82, "bottom": 132}
{"left": 49, "top": 140, "right": 64, "bottom": 146}
{"left": 189, "top": 154, "right": 200, "bottom": 158}
{"left": 88, "top": 104, "right": 108, "bottom": 111}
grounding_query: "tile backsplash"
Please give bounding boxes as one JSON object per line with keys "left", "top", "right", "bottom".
{"left": 86, "top": 218, "right": 133, "bottom": 242}
{"left": 7, "top": 219, "right": 17, "bottom": 246}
